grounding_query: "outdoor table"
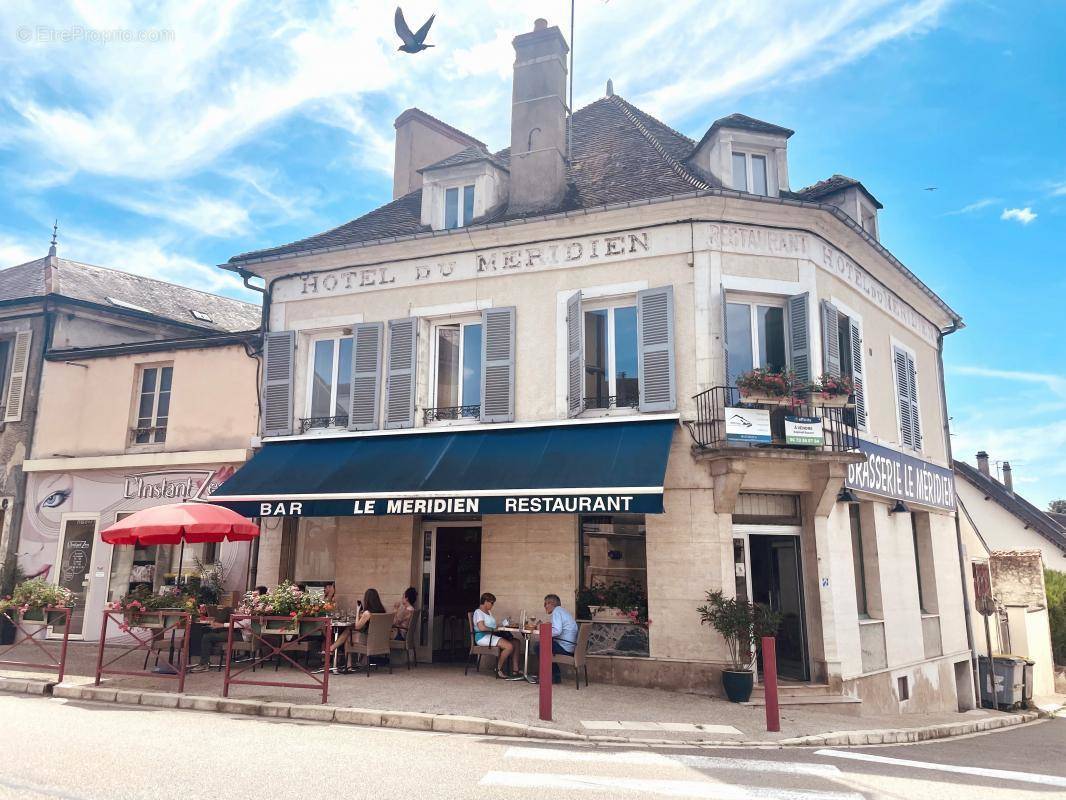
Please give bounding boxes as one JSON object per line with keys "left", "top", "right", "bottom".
{"left": 498, "top": 625, "right": 540, "bottom": 683}
{"left": 328, "top": 619, "right": 353, "bottom": 672}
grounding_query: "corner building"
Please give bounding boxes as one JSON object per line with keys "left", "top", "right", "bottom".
{"left": 214, "top": 19, "right": 973, "bottom": 713}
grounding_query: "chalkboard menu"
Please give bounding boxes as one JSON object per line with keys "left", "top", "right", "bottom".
{"left": 57, "top": 519, "right": 96, "bottom": 635}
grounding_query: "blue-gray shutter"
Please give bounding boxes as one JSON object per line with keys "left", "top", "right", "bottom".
{"left": 849, "top": 318, "right": 867, "bottom": 429}
{"left": 261, "top": 330, "right": 295, "bottom": 436}
{"left": 906, "top": 350, "right": 921, "bottom": 449}
{"left": 566, "top": 291, "right": 583, "bottom": 417}
{"left": 637, "top": 285, "right": 676, "bottom": 412}
{"left": 787, "top": 292, "right": 811, "bottom": 384}
{"left": 820, "top": 300, "right": 841, "bottom": 379}
{"left": 893, "top": 346, "right": 920, "bottom": 450}
{"left": 480, "top": 306, "right": 516, "bottom": 423}
{"left": 385, "top": 317, "right": 418, "bottom": 429}
{"left": 348, "top": 322, "right": 383, "bottom": 431}
{"left": 3, "top": 329, "right": 32, "bottom": 423}
{"left": 720, "top": 285, "right": 730, "bottom": 388}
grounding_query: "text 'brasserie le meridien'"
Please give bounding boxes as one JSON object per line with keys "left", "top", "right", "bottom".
{"left": 211, "top": 18, "right": 975, "bottom": 714}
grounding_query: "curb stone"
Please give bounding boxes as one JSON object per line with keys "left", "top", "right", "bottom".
{"left": 5, "top": 682, "right": 1039, "bottom": 747}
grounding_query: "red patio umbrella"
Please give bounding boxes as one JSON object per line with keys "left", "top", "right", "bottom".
{"left": 100, "top": 503, "right": 259, "bottom": 546}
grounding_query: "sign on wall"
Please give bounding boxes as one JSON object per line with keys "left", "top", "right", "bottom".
{"left": 845, "top": 438, "right": 955, "bottom": 511}
{"left": 784, "top": 415, "right": 822, "bottom": 446}
{"left": 725, "top": 407, "right": 772, "bottom": 443}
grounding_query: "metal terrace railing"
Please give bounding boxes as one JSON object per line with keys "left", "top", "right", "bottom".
{"left": 299, "top": 415, "right": 349, "bottom": 433}
{"left": 423, "top": 404, "right": 481, "bottom": 424}
{"left": 686, "top": 386, "right": 859, "bottom": 453}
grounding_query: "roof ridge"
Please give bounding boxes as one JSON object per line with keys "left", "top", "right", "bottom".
{"left": 606, "top": 95, "right": 708, "bottom": 191}
{"left": 954, "top": 459, "right": 1066, "bottom": 552}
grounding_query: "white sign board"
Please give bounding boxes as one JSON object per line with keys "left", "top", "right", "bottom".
{"left": 725, "top": 407, "right": 772, "bottom": 443}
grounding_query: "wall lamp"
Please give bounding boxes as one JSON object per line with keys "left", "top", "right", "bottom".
{"left": 889, "top": 499, "right": 910, "bottom": 514}
{"left": 837, "top": 488, "right": 859, "bottom": 503}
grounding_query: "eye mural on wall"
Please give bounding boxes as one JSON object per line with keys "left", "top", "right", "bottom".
{"left": 38, "top": 488, "right": 71, "bottom": 511}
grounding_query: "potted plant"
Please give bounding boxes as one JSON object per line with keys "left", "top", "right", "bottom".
{"left": 736, "top": 368, "right": 802, "bottom": 406}
{"left": 697, "top": 590, "right": 781, "bottom": 703}
{"left": 576, "top": 581, "right": 649, "bottom": 624}
{"left": 808, "top": 374, "right": 854, "bottom": 408}
{"left": 0, "top": 559, "right": 25, "bottom": 644}
{"left": 109, "top": 585, "right": 196, "bottom": 629}
{"left": 0, "top": 577, "right": 74, "bottom": 627}
{"left": 239, "top": 581, "right": 332, "bottom": 635}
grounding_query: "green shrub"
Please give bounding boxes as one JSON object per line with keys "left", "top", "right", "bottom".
{"left": 1046, "top": 569, "right": 1066, "bottom": 666}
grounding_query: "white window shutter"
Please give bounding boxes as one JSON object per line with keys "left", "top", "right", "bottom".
{"left": 849, "top": 318, "right": 867, "bottom": 430}
{"left": 480, "top": 307, "right": 516, "bottom": 423}
{"left": 261, "top": 330, "right": 295, "bottom": 436}
{"left": 566, "top": 291, "right": 583, "bottom": 417}
{"left": 820, "top": 300, "right": 840, "bottom": 379}
{"left": 893, "top": 346, "right": 914, "bottom": 449}
{"left": 385, "top": 317, "right": 418, "bottom": 429}
{"left": 348, "top": 322, "right": 383, "bottom": 431}
{"left": 3, "top": 330, "right": 32, "bottom": 423}
{"left": 787, "top": 293, "right": 811, "bottom": 384}
{"left": 637, "top": 285, "right": 676, "bottom": 412}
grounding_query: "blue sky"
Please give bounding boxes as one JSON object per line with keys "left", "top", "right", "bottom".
{"left": 0, "top": 1, "right": 1063, "bottom": 506}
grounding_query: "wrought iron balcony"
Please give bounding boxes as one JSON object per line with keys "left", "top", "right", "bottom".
{"left": 582, "top": 394, "right": 640, "bottom": 411}
{"left": 423, "top": 404, "right": 481, "bottom": 424}
{"left": 685, "top": 386, "right": 858, "bottom": 453}
{"left": 299, "top": 415, "right": 349, "bottom": 433}
{"left": 129, "top": 425, "right": 167, "bottom": 445}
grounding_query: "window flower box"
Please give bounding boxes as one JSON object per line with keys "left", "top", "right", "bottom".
{"left": 17, "top": 607, "right": 70, "bottom": 626}
{"left": 125, "top": 611, "right": 165, "bottom": 629}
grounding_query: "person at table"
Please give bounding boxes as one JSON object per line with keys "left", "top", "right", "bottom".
{"left": 331, "top": 588, "right": 387, "bottom": 671}
{"left": 543, "top": 593, "right": 578, "bottom": 684}
{"left": 473, "top": 592, "right": 522, "bottom": 679}
{"left": 323, "top": 581, "right": 337, "bottom": 604}
{"left": 255, "top": 585, "right": 268, "bottom": 596}
{"left": 391, "top": 587, "right": 418, "bottom": 640}
{"left": 190, "top": 609, "right": 249, "bottom": 672}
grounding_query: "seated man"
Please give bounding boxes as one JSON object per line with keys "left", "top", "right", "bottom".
{"left": 191, "top": 609, "right": 249, "bottom": 672}
{"left": 543, "top": 593, "right": 577, "bottom": 684}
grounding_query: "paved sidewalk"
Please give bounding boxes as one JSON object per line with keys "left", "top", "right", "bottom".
{"left": 0, "top": 641, "right": 1036, "bottom": 745}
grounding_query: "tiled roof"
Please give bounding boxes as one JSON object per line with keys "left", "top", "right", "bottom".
{"left": 793, "top": 174, "right": 884, "bottom": 210}
{"left": 419, "top": 145, "right": 509, "bottom": 173}
{"left": 954, "top": 459, "right": 1066, "bottom": 554}
{"left": 0, "top": 255, "right": 260, "bottom": 333}
{"left": 708, "top": 113, "right": 795, "bottom": 138}
{"left": 229, "top": 94, "right": 711, "bottom": 264}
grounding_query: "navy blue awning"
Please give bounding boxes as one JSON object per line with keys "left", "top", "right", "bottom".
{"left": 210, "top": 417, "right": 676, "bottom": 517}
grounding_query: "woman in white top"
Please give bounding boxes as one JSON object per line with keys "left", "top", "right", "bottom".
{"left": 472, "top": 592, "right": 521, "bottom": 678}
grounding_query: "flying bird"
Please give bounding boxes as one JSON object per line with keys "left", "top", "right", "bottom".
{"left": 923, "top": 187, "right": 938, "bottom": 191}
{"left": 395, "top": 7, "right": 435, "bottom": 53}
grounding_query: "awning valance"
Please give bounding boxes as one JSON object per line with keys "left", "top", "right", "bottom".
{"left": 209, "top": 417, "right": 676, "bottom": 517}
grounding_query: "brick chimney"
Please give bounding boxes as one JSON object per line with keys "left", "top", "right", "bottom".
{"left": 508, "top": 18, "right": 569, "bottom": 213}
{"left": 392, "top": 108, "right": 486, "bottom": 199}
{"left": 1001, "top": 461, "right": 1013, "bottom": 493}
{"left": 976, "top": 451, "right": 990, "bottom": 477}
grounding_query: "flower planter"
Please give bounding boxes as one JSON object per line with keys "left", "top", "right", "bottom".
{"left": 160, "top": 609, "right": 189, "bottom": 629}
{"left": 591, "top": 606, "right": 632, "bottom": 622}
{"left": 739, "top": 392, "right": 798, "bottom": 407}
{"left": 18, "top": 607, "right": 48, "bottom": 624}
{"left": 125, "top": 611, "right": 165, "bottom": 629}
{"left": 256, "top": 617, "right": 300, "bottom": 635}
{"left": 299, "top": 618, "right": 324, "bottom": 635}
{"left": 721, "top": 669, "right": 755, "bottom": 703}
{"left": 813, "top": 394, "right": 852, "bottom": 408}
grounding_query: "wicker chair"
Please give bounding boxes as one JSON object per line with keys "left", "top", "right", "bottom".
{"left": 389, "top": 612, "right": 420, "bottom": 669}
{"left": 551, "top": 622, "right": 592, "bottom": 689}
{"left": 346, "top": 613, "right": 394, "bottom": 676}
{"left": 464, "top": 611, "right": 501, "bottom": 675}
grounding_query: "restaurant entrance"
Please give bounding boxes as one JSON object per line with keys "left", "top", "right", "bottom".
{"left": 423, "top": 523, "right": 482, "bottom": 662}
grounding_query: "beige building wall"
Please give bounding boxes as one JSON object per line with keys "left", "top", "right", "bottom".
{"left": 32, "top": 345, "right": 258, "bottom": 459}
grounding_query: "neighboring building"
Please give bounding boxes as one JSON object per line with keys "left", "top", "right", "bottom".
{"left": 0, "top": 244, "right": 260, "bottom": 639}
{"left": 956, "top": 452, "right": 1066, "bottom": 696}
{"left": 214, "top": 18, "right": 970, "bottom": 713}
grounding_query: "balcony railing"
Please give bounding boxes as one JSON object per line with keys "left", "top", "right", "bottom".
{"left": 582, "top": 394, "right": 639, "bottom": 411}
{"left": 129, "top": 425, "right": 167, "bottom": 445}
{"left": 423, "top": 404, "right": 481, "bottom": 424}
{"left": 686, "top": 386, "right": 858, "bottom": 453}
{"left": 299, "top": 415, "right": 349, "bottom": 433}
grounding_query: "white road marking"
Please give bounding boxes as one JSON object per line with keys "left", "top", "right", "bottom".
{"left": 816, "top": 749, "right": 1066, "bottom": 788}
{"left": 504, "top": 746, "right": 840, "bottom": 776}
{"left": 480, "top": 771, "right": 863, "bottom": 799}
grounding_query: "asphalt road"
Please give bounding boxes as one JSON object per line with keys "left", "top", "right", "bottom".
{"left": 0, "top": 694, "right": 1062, "bottom": 800}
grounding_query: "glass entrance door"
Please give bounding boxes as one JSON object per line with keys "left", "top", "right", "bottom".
{"left": 423, "top": 525, "right": 482, "bottom": 662}
{"left": 54, "top": 517, "right": 98, "bottom": 638}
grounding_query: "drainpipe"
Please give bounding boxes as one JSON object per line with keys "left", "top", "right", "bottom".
{"left": 938, "top": 320, "right": 980, "bottom": 707}
{"left": 235, "top": 268, "right": 267, "bottom": 591}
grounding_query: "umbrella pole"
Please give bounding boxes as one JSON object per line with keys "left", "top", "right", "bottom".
{"left": 156, "top": 538, "right": 185, "bottom": 676}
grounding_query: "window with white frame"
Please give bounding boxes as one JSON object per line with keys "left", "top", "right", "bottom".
{"left": 731, "top": 152, "right": 769, "bottom": 196}
{"left": 132, "top": 363, "right": 173, "bottom": 444}
{"left": 583, "top": 301, "right": 639, "bottom": 410}
{"left": 444, "top": 184, "right": 475, "bottom": 229}
{"left": 432, "top": 319, "right": 482, "bottom": 416}
{"left": 307, "top": 335, "right": 353, "bottom": 426}
{"left": 725, "top": 297, "right": 787, "bottom": 386}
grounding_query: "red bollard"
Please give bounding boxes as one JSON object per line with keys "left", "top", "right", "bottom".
{"left": 761, "top": 635, "right": 780, "bottom": 733}
{"left": 539, "top": 622, "right": 552, "bottom": 721}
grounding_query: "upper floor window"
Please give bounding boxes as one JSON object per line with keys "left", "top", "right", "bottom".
{"left": 725, "top": 299, "right": 786, "bottom": 386}
{"left": 432, "top": 320, "right": 482, "bottom": 417}
{"left": 308, "top": 336, "right": 352, "bottom": 426}
{"left": 821, "top": 301, "right": 867, "bottom": 430}
{"left": 731, "top": 152, "right": 768, "bottom": 196}
{"left": 892, "top": 344, "right": 922, "bottom": 451}
{"left": 0, "top": 339, "right": 10, "bottom": 416}
{"left": 445, "top": 184, "right": 475, "bottom": 229}
{"left": 584, "top": 303, "right": 639, "bottom": 410}
{"left": 133, "top": 364, "right": 172, "bottom": 444}
{"left": 861, "top": 205, "right": 877, "bottom": 237}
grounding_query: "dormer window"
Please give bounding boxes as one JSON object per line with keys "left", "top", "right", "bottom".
{"left": 731, "top": 152, "right": 768, "bottom": 196}
{"left": 861, "top": 204, "right": 878, "bottom": 238}
{"left": 445, "top": 184, "right": 475, "bottom": 229}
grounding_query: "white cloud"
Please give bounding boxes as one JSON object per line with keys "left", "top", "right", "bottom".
{"left": 0, "top": 234, "right": 39, "bottom": 266}
{"left": 1049, "top": 181, "right": 1066, "bottom": 197}
{"left": 107, "top": 192, "right": 251, "bottom": 237}
{"left": 1001, "top": 207, "right": 1037, "bottom": 225}
{"left": 945, "top": 197, "right": 999, "bottom": 216}
{"left": 949, "top": 365, "right": 1066, "bottom": 398}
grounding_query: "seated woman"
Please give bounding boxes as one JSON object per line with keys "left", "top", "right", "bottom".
{"left": 331, "top": 588, "right": 387, "bottom": 672}
{"left": 391, "top": 587, "right": 418, "bottom": 640}
{"left": 323, "top": 581, "right": 337, "bottom": 605}
{"left": 472, "top": 592, "right": 522, "bottom": 679}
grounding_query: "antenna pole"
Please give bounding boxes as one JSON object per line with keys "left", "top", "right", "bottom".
{"left": 568, "top": 0, "right": 574, "bottom": 161}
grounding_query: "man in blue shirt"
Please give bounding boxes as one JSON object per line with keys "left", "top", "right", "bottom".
{"left": 544, "top": 593, "right": 578, "bottom": 684}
